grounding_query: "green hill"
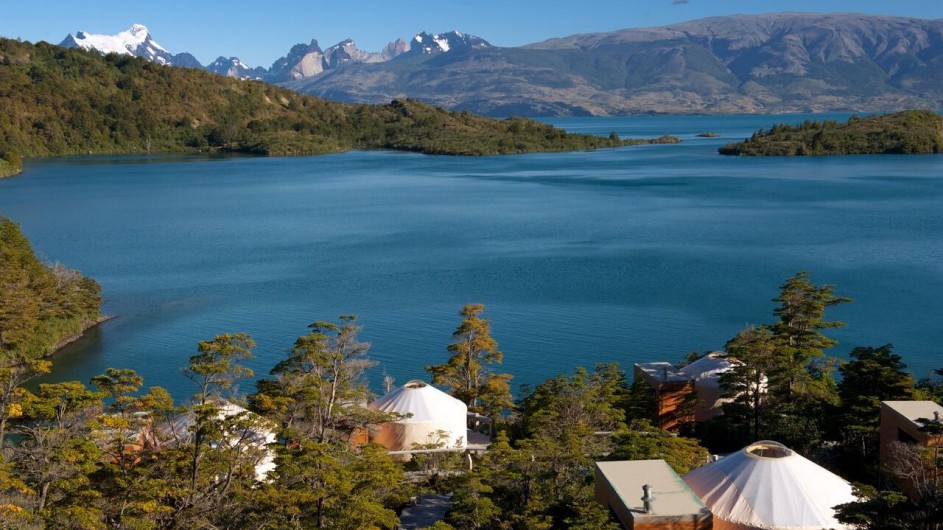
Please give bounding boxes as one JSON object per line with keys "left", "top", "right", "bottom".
{"left": 0, "top": 38, "right": 674, "bottom": 177}
{"left": 718, "top": 110, "right": 943, "bottom": 156}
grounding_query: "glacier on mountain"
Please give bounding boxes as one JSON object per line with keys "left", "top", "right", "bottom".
{"left": 59, "top": 23, "right": 200, "bottom": 68}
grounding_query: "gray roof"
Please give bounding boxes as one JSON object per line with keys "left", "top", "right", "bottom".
{"left": 883, "top": 400, "right": 943, "bottom": 424}
{"left": 596, "top": 460, "right": 709, "bottom": 519}
{"left": 634, "top": 362, "right": 691, "bottom": 384}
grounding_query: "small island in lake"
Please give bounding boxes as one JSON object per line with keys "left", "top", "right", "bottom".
{"left": 719, "top": 110, "right": 943, "bottom": 156}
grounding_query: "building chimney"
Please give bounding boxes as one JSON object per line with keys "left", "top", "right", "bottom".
{"left": 642, "top": 484, "right": 655, "bottom": 514}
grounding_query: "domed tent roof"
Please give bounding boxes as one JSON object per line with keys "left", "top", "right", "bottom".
{"left": 683, "top": 441, "right": 854, "bottom": 530}
{"left": 679, "top": 352, "right": 744, "bottom": 421}
{"left": 368, "top": 381, "right": 468, "bottom": 452}
{"left": 370, "top": 380, "right": 467, "bottom": 422}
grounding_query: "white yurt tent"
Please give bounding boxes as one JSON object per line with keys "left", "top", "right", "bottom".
{"left": 158, "top": 400, "right": 276, "bottom": 482}
{"left": 679, "top": 352, "right": 740, "bottom": 421}
{"left": 368, "top": 380, "right": 467, "bottom": 452}
{"left": 683, "top": 441, "right": 855, "bottom": 530}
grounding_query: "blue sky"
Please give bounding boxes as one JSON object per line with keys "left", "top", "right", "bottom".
{"left": 2, "top": 0, "right": 941, "bottom": 68}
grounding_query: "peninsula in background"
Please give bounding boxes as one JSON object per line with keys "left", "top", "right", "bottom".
{"left": 0, "top": 38, "right": 674, "bottom": 178}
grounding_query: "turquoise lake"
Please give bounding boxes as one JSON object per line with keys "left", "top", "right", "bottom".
{"left": 1, "top": 114, "right": 942, "bottom": 399}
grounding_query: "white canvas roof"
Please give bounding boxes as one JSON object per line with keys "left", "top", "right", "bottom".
{"left": 369, "top": 380, "right": 467, "bottom": 452}
{"left": 683, "top": 441, "right": 855, "bottom": 530}
{"left": 679, "top": 352, "right": 745, "bottom": 421}
{"left": 679, "top": 352, "right": 738, "bottom": 384}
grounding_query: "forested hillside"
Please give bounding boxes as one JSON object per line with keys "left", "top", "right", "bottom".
{"left": 719, "top": 110, "right": 943, "bottom": 155}
{"left": 0, "top": 38, "right": 663, "bottom": 177}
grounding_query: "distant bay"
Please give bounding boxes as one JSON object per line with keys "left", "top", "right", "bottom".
{"left": 1, "top": 114, "right": 941, "bottom": 400}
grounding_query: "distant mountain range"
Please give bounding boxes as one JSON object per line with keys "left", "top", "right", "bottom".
{"left": 58, "top": 24, "right": 466, "bottom": 81}
{"left": 58, "top": 14, "right": 943, "bottom": 116}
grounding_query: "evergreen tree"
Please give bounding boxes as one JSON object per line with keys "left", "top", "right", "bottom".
{"left": 89, "top": 369, "right": 174, "bottom": 528}
{"left": 721, "top": 325, "right": 777, "bottom": 443}
{"left": 247, "top": 440, "right": 402, "bottom": 529}
{"left": 427, "top": 304, "right": 513, "bottom": 418}
{"left": 837, "top": 344, "right": 916, "bottom": 480}
{"left": 252, "top": 316, "right": 379, "bottom": 443}
{"left": 11, "top": 382, "right": 102, "bottom": 519}
{"left": 497, "top": 365, "right": 627, "bottom": 528}
{"left": 173, "top": 333, "right": 257, "bottom": 526}
{"left": 770, "top": 271, "right": 850, "bottom": 398}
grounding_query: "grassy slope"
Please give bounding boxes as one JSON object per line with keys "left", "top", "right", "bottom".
{"left": 719, "top": 110, "right": 943, "bottom": 156}
{"left": 0, "top": 38, "right": 677, "bottom": 172}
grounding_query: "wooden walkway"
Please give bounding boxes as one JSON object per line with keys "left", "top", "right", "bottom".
{"left": 399, "top": 494, "right": 452, "bottom": 529}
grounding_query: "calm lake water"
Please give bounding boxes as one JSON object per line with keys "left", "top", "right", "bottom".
{"left": 2, "top": 114, "right": 942, "bottom": 400}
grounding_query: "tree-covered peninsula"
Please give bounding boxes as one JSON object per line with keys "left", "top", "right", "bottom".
{"left": 719, "top": 110, "right": 943, "bottom": 156}
{"left": 0, "top": 217, "right": 102, "bottom": 355}
{"left": 0, "top": 38, "right": 678, "bottom": 177}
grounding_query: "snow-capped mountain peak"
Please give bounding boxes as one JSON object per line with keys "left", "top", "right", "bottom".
{"left": 128, "top": 24, "right": 149, "bottom": 37}
{"left": 60, "top": 24, "right": 179, "bottom": 65}
{"left": 409, "top": 31, "right": 491, "bottom": 54}
{"left": 206, "top": 56, "right": 266, "bottom": 79}
{"left": 56, "top": 23, "right": 481, "bottom": 82}
{"left": 266, "top": 37, "right": 409, "bottom": 81}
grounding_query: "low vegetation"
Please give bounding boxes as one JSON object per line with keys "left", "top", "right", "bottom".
{"left": 719, "top": 110, "right": 943, "bottom": 156}
{"left": 0, "top": 38, "right": 678, "bottom": 177}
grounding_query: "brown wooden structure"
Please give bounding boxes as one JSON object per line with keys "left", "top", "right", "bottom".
{"left": 634, "top": 362, "right": 695, "bottom": 431}
{"left": 879, "top": 400, "right": 943, "bottom": 500}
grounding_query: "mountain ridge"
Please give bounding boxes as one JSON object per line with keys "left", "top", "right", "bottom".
{"left": 52, "top": 14, "right": 943, "bottom": 116}
{"left": 292, "top": 13, "right": 943, "bottom": 115}
{"left": 57, "top": 24, "right": 484, "bottom": 82}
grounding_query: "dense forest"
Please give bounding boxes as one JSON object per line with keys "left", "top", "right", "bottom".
{"left": 1, "top": 217, "right": 942, "bottom": 528}
{"left": 0, "top": 38, "right": 680, "bottom": 177}
{"left": 719, "top": 110, "right": 943, "bottom": 156}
